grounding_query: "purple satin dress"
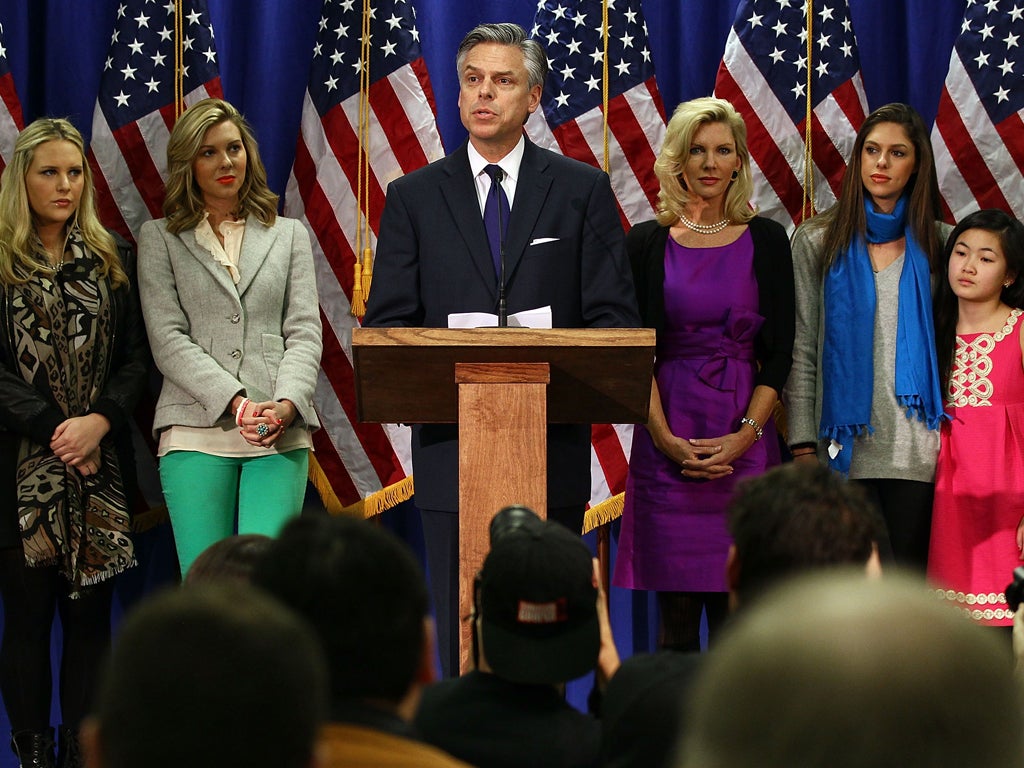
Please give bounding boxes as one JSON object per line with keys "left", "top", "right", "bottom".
{"left": 613, "top": 230, "right": 780, "bottom": 592}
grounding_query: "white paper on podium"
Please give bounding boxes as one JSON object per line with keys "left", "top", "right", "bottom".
{"left": 447, "top": 306, "right": 552, "bottom": 329}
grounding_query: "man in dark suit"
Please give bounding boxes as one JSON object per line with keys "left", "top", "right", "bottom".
{"left": 364, "top": 22, "right": 639, "bottom": 677}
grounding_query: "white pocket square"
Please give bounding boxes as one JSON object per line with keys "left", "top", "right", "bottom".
{"left": 529, "top": 237, "right": 560, "bottom": 246}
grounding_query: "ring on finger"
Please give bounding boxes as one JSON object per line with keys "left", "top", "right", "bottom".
{"left": 257, "top": 423, "right": 269, "bottom": 438}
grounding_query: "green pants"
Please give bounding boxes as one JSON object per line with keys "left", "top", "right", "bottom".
{"left": 159, "top": 449, "right": 309, "bottom": 577}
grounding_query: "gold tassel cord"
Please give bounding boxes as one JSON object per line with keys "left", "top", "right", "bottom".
{"left": 802, "top": 0, "right": 816, "bottom": 222}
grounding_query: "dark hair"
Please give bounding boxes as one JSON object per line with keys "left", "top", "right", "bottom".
{"left": 92, "top": 583, "right": 326, "bottom": 768}
{"left": 818, "top": 103, "right": 942, "bottom": 272}
{"left": 252, "top": 515, "right": 429, "bottom": 706}
{"left": 184, "top": 534, "right": 274, "bottom": 585}
{"left": 727, "top": 463, "right": 879, "bottom": 605}
{"left": 934, "top": 208, "right": 1024, "bottom": 391}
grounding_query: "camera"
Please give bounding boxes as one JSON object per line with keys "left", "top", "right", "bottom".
{"left": 1004, "top": 566, "right": 1024, "bottom": 612}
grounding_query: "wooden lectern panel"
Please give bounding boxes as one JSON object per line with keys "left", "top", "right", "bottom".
{"left": 351, "top": 327, "right": 654, "bottom": 425}
{"left": 456, "top": 362, "right": 549, "bottom": 672}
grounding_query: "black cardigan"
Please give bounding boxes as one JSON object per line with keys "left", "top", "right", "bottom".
{"left": 626, "top": 216, "right": 795, "bottom": 394}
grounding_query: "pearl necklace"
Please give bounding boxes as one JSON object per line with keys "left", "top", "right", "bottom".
{"left": 679, "top": 213, "right": 730, "bottom": 235}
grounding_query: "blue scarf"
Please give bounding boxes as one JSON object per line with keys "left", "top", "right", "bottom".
{"left": 819, "top": 194, "right": 945, "bottom": 474}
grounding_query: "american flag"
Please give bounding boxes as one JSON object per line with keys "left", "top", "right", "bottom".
{"left": 0, "top": 21, "right": 25, "bottom": 173}
{"left": 88, "top": 0, "right": 223, "bottom": 242}
{"left": 283, "top": 0, "right": 442, "bottom": 513}
{"left": 932, "top": 0, "right": 1024, "bottom": 221}
{"left": 525, "top": 0, "right": 667, "bottom": 523}
{"left": 715, "top": 0, "right": 868, "bottom": 231}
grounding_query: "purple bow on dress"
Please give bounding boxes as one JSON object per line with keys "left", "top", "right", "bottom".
{"left": 695, "top": 307, "right": 764, "bottom": 392}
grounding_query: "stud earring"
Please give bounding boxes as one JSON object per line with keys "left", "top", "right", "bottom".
{"left": 731, "top": 170, "right": 739, "bottom": 181}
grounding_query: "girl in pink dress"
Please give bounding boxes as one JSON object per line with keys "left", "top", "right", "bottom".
{"left": 929, "top": 209, "right": 1024, "bottom": 625}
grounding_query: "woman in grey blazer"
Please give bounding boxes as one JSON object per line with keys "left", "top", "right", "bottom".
{"left": 138, "top": 98, "right": 321, "bottom": 577}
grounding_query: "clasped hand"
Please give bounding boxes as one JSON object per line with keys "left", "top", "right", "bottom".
{"left": 50, "top": 414, "right": 110, "bottom": 477}
{"left": 655, "top": 429, "right": 756, "bottom": 480}
{"left": 237, "top": 398, "right": 297, "bottom": 448}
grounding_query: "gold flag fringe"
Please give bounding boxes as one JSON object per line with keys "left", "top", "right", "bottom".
{"left": 308, "top": 453, "right": 415, "bottom": 519}
{"left": 584, "top": 492, "right": 624, "bottom": 535}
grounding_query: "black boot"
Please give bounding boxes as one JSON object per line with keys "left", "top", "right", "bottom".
{"left": 56, "top": 727, "right": 81, "bottom": 768}
{"left": 10, "top": 728, "right": 55, "bottom": 768}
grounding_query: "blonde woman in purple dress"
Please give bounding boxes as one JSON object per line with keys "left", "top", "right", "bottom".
{"left": 612, "top": 98, "right": 795, "bottom": 651}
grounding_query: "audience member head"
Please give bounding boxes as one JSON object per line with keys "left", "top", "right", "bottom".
{"left": 252, "top": 514, "right": 433, "bottom": 717}
{"left": 725, "top": 462, "right": 881, "bottom": 609}
{"left": 163, "top": 97, "right": 277, "bottom": 232}
{"left": 677, "top": 571, "right": 1023, "bottom": 768}
{"left": 653, "top": 97, "right": 755, "bottom": 228}
{"left": 489, "top": 503, "right": 544, "bottom": 544}
{"left": 183, "top": 533, "right": 273, "bottom": 585}
{"left": 81, "top": 583, "right": 326, "bottom": 768}
{"left": 601, "top": 651, "right": 702, "bottom": 768}
{"left": 475, "top": 510, "right": 599, "bottom": 684}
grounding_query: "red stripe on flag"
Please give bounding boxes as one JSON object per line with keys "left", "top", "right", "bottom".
{"left": 591, "top": 424, "right": 628, "bottom": 496}
{"left": 717, "top": 68, "right": 805, "bottom": 223}
{"left": 829, "top": 79, "right": 867, "bottom": 129}
{"left": 934, "top": 88, "right": 1013, "bottom": 213}
{"left": 318, "top": 312, "right": 407, "bottom": 491}
{"left": 293, "top": 136, "right": 356, "bottom": 297}
{"left": 88, "top": 152, "right": 135, "bottom": 244}
{"left": 372, "top": 76, "right": 430, "bottom": 175}
{"left": 995, "top": 112, "right": 1024, "bottom": 181}
{"left": 606, "top": 94, "right": 660, "bottom": 210}
{"left": 311, "top": 430, "right": 359, "bottom": 504}
{"left": 410, "top": 57, "right": 439, "bottom": 118}
{"left": 321, "top": 105, "right": 388, "bottom": 235}
{"left": 0, "top": 74, "right": 24, "bottom": 129}
{"left": 804, "top": 112, "right": 849, "bottom": 197}
{"left": 548, "top": 120, "right": 630, "bottom": 226}
{"left": 110, "top": 121, "right": 166, "bottom": 220}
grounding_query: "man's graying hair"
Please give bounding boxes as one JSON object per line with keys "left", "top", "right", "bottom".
{"left": 456, "top": 23, "right": 548, "bottom": 91}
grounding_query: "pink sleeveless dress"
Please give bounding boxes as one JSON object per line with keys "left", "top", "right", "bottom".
{"left": 929, "top": 308, "right": 1024, "bottom": 625}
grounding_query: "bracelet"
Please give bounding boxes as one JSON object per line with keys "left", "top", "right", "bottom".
{"left": 791, "top": 448, "right": 817, "bottom": 457}
{"left": 740, "top": 416, "right": 763, "bottom": 441}
{"left": 234, "top": 397, "right": 251, "bottom": 427}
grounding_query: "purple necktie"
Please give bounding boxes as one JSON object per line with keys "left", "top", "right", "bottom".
{"left": 483, "top": 164, "right": 510, "bottom": 278}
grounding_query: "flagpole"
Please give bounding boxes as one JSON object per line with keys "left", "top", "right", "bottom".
{"left": 802, "top": 0, "right": 815, "bottom": 222}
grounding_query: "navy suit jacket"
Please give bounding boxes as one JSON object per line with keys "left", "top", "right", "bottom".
{"left": 364, "top": 138, "right": 640, "bottom": 511}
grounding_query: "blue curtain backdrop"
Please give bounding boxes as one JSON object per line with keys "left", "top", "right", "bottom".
{"left": 3, "top": 0, "right": 966, "bottom": 201}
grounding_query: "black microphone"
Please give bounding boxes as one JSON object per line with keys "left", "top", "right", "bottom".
{"left": 494, "top": 167, "right": 508, "bottom": 327}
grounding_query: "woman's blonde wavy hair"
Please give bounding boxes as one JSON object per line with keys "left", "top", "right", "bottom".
{"left": 0, "top": 118, "right": 125, "bottom": 287}
{"left": 163, "top": 98, "right": 278, "bottom": 234}
{"left": 653, "top": 97, "right": 756, "bottom": 227}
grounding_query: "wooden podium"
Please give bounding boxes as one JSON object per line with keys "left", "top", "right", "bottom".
{"left": 351, "top": 327, "right": 655, "bottom": 671}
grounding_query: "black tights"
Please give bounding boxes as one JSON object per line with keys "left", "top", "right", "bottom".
{"left": 657, "top": 591, "right": 729, "bottom": 653}
{"left": 0, "top": 549, "right": 113, "bottom": 732}
{"left": 853, "top": 478, "right": 934, "bottom": 571}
